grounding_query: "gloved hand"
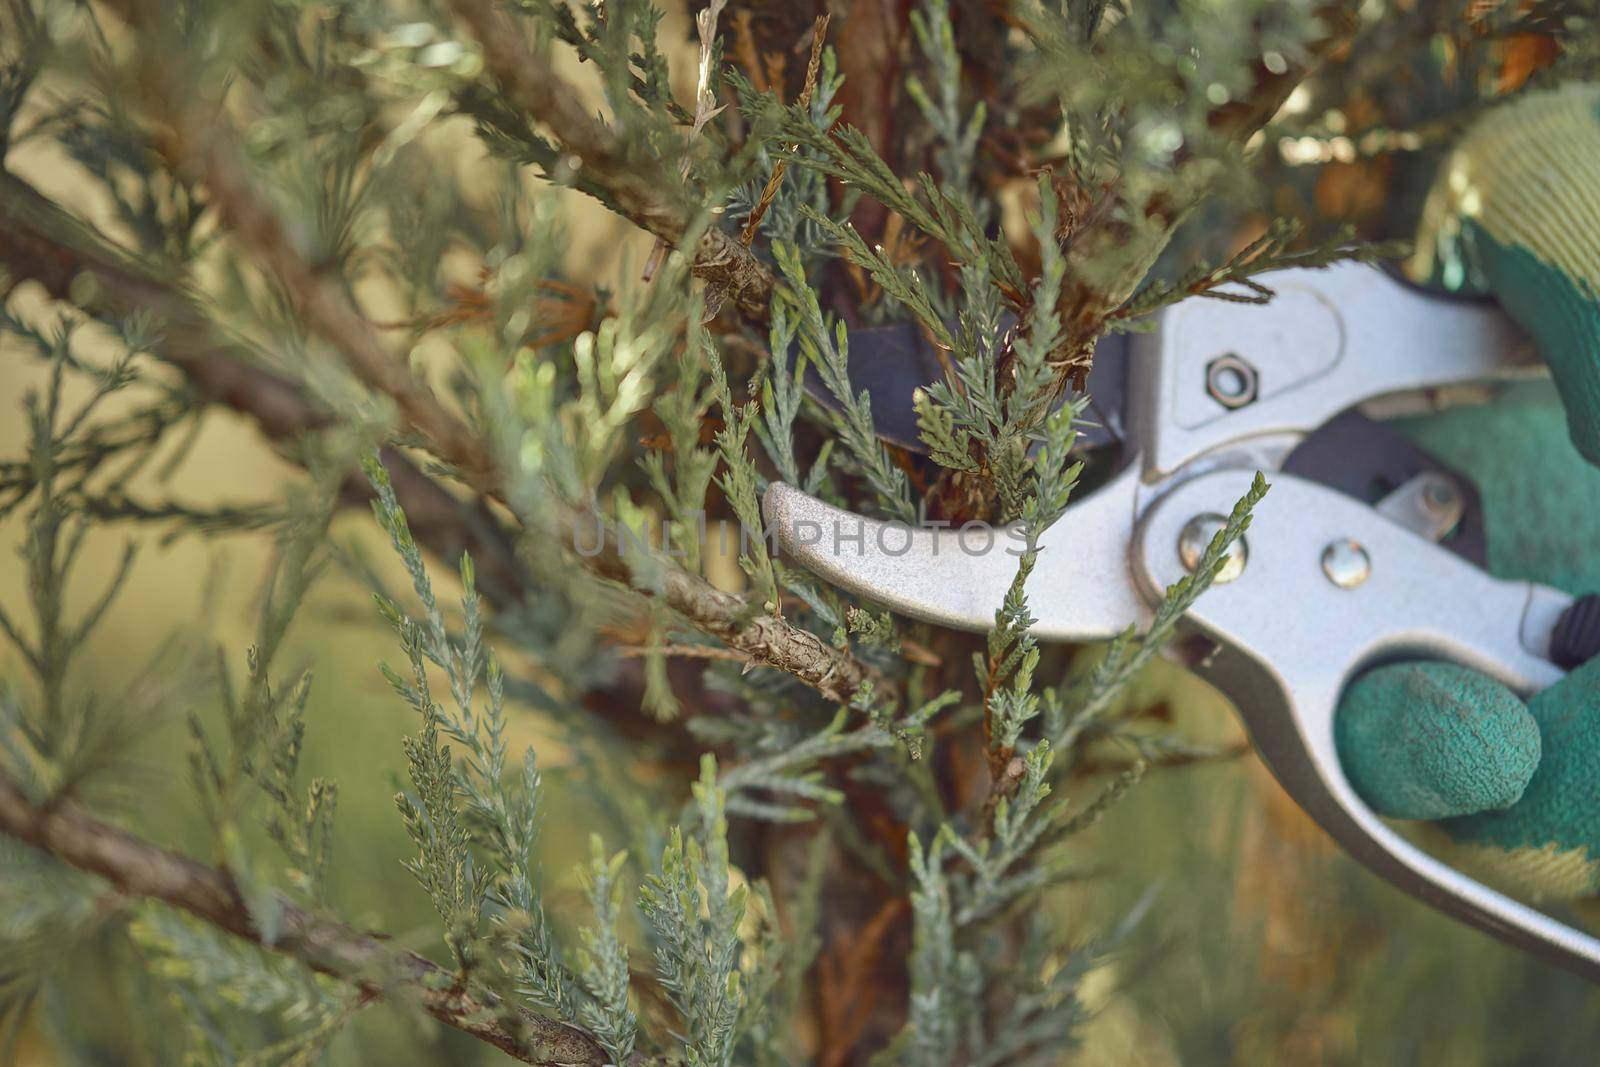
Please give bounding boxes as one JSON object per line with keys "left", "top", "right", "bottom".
{"left": 1335, "top": 84, "right": 1600, "bottom": 902}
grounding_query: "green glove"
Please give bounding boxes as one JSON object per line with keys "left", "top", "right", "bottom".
{"left": 1335, "top": 85, "right": 1600, "bottom": 902}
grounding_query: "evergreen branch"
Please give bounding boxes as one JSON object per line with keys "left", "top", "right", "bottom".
{"left": 978, "top": 399, "right": 1084, "bottom": 774}
{"left": 0, "top": 770, "right": 616, "bottom": 1067}
{"left": 904, "top": 828, "right": 962, "bottom": 1065}
{"left": 771, "top": 242, "right": 915, "bottom": 524}
{"left": 1, "top": 145, "right": 878, "bottom": 707}
{"left": 1108, "top": 219, "right": 1411, "bottom": 327}
{"left": 754, "top": 302, "right": 811, "bottom": 486}
{"left": 575, "top": 839, "right": 637, "bottom": 1064}
{"left": 445, "top": 0, "right": 775, "bottom": 319}
{"left": 0, "top": 174, "right": 534, "bottom": 608}
{"left": 147, "top": 101, "right": 877, "bottom": 701}
{"left": 141, "top": 77, "right": 498, "bottom": 491}
{"left": 907, "top": 0, "right": 985, "bottom": 201}
{"left": 0, "top": 172, "right": 331, "bottom": 440}
{"left": 707, "top": 332, "right": 780, "bottom": 611}
{"left": 802, "top": 207, "right": 955, "bottom": 350}
{"left": 776, "top": 113, "right": 1022, "bottom": 296}
{"left": 1052, "top": 3, "right": 1365, "bottom": 377}
{"left": 1054, "top": 472, "right": 1271, "bottom": 747}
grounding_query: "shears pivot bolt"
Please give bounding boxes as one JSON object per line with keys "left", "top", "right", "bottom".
{"left": 1178, "top": 513, "right": 1248, "bottom": 583}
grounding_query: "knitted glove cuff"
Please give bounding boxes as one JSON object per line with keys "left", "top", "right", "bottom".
{"left": 1415, "top": 83, "right": 1600, "bottom": 289}
{"left": 1414, "top": 85, "right": 1600, "bottom": 466}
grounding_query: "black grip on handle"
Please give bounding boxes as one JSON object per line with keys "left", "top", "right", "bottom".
{"left": 1551, "top": 594, "right": 1600, "bottom": 671}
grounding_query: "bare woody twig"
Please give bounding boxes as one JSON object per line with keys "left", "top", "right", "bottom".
{"left": 0, "top": 771, "right": 612, "bottom": 1067}
{"left": 580, "top": 537, "right": 877, "bottom": 702}
{"left": 615, "top": 644, "right": 752, "bottom": 663}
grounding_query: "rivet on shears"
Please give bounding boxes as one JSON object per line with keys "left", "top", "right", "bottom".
{"left": 1178, "top": 513, "right": 1248, "bottom": 583}
{"left": 1321, "top": 538, "right": 1372, "bottom": 589}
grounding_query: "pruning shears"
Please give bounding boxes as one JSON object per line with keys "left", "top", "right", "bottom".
{"left": 762, "top": 262, "right": 1600, "bottom": 979}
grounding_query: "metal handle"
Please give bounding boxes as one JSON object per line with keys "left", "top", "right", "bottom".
{"left": 1136, "top": 468, "right": 1600, "bottom": 979}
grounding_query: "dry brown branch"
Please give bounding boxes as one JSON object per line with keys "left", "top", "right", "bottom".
{"left": 740, "top": 15, "right": 831, "bottom": 246}
{"left": 0, "top": 771, "right": 613, "bottom": 1067}
{"left": 643, "top": 0, "right": 730, "bottom": 283}
{"left": 580, "top": 532, "right": 878, "bottom": 703}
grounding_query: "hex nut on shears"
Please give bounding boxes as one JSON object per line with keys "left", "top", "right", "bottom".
{"left": 1206, "top": 352, "right": 1259, "bottom": 408}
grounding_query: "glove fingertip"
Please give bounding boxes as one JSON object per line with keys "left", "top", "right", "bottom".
{"left": 1337, "top": 662, "right": 1540, "bottom": 820}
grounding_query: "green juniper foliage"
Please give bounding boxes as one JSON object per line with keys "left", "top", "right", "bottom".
{"left": 0, "top": 0, "right": 1592, "bottom": 1064}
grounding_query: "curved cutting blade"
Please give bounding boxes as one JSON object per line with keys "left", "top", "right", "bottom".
{"left": 762, "top": 464, "right": 1149, "bottom": 642}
